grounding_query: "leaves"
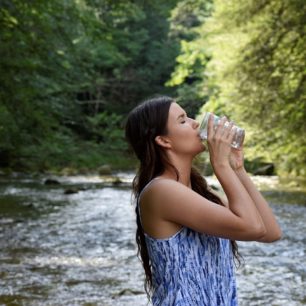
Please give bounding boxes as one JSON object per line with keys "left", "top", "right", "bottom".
{"left": 217, "top": 0, "right": 306, "bottom": 176}
{"left": 0, "top": 0, "right": 179, "bottom": 171}
{"left": 170, "top": 0, "right": 306, "bottom": 177}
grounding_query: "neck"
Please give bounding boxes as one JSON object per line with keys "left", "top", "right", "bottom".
{"left": 161, "top": 154, "right": 193, "bottom": 188}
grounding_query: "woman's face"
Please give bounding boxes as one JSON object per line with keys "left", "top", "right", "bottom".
{"left": 163, "top": 102, "right": 205, "bottom": 156}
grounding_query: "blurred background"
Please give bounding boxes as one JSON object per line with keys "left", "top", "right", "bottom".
{"left": 0, "top": 0, "right": 305, "bottom": 305}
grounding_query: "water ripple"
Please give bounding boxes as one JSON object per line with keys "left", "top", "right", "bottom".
{"left": 0, "top": 175, "right": 305, "bottom": 305}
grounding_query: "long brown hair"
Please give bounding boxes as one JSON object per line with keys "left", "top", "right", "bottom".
{"left": 125, "top": 96, "right": 241, "bottom": 297}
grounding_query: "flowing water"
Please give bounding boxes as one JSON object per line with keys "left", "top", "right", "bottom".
{"left": 0, "top": 173, "right": 305, "bottom": 306}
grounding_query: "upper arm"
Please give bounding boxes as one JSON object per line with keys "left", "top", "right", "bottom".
{"left": 208, "top": 187, "right": 229, "bottom": 208}
{"left": 145, "top": 179, "right": 263, "bottom": 241}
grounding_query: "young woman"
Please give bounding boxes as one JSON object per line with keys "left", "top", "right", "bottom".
{"left": 125, "top": 96, "right": 281, "bottom": 306}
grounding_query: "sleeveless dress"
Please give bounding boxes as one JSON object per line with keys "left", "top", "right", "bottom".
{"left": 138, "top": 181, "right": 238, "bottom": 306}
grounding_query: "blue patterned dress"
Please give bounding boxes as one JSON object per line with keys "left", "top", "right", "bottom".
{"left": 139, "top": 183, "right": 238, "bottom": 306}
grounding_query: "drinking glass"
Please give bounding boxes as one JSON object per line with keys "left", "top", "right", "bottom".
{"left": 199, "top": 112, "right": 245, "bottom": 149}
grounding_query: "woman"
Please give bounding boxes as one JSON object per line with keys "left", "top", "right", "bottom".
{"left": 125, "top": 96, "right": 281, "bottom": 305}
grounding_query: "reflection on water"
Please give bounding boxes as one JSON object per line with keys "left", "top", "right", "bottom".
{"left": 0, "top": 173, "right": 305, "bottom": 306}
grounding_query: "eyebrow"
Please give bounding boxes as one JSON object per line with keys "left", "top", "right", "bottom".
{"left": 176, "top": 112, "right": 187, "bottom": 120}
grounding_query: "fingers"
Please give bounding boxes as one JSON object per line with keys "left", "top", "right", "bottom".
{"left": 207, "top": 115, "right": 236, "bottom": 167}
{"left": 207, "top": 114, "right": 225, "bottom": 140}
{"left": 207, "top": 114, "right": 237, "bottom": 147}
{"left": 207, "top": 113, "right": 214, "bottom": 140}
{"left": 215, "top": 117, "right": 233, "bottom": 139}
{"left": 226, "top": 123, "right": 236, "bottom": 143}
{"left": 214, "top": 116, "right": 228, "bottom": 138}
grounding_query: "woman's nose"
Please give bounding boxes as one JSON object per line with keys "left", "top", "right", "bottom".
{"left": 193, "top": 119, "right": 200, "bottom": 129}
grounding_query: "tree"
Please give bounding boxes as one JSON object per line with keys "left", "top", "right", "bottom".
{"left": 0, "top": 0, "right": 180, "bottom": 171}
{"left": 82, "top": 0, "right": 179, "bottom": 114}
{"left": 0, "top": 0, "right": 93, "bottom": 168}
{"left": 166, "top": 0, "right": 213, "bottom": 118}
{"left": 200, "top": 0, "right": 306, "bottom": 176}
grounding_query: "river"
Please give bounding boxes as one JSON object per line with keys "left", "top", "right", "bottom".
{"left": 0, "top": 173, "right": 305, "bottom": 306}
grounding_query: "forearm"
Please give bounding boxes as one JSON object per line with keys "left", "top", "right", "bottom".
{"left": 234, "top": 167, "right": 282, "bottom": 242}
{"left": 213, "top": 163, "right": 265, "bottom": 235}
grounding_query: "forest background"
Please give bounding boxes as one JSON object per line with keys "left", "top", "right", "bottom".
{"left": 0, "top": 0, "right": 305, "bottom": 179}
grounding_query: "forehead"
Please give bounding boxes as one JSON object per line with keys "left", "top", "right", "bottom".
{"left": 168, "top": 103, "right": 185, "bottom": 119}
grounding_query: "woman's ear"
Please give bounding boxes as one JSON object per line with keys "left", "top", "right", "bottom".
{"left": 155, "top": 135, "right": 171, "bottom": 149}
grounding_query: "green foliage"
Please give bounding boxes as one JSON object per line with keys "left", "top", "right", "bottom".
{"left": 16, "top": 129, "right": 130, "bottom": 172}
{"left": 86, "top": 112, "right": 127, "bottom": 151}
{"left": 0, "top": 0, "right": 179, "bottom": 172}
{"left": 1, "top": 0, "right": 304, "bottom": 177}
{"left": 0, "top": 0, "right": 95, "bottom": 167}
{"left": 167, "top": 0, "right": 213, "bottom": 117}
{"left": 202, "top": 0, "right": 306, "bottom": 177}
{"left": 81, "top": 0, "right": 180, "bottom": 114}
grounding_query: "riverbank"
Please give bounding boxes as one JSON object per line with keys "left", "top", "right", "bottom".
{"left": 1, "top": 148, "right": 306, "bottom": 193}
{"left": 0, "top": 168, "right": 306, "bottom": 195}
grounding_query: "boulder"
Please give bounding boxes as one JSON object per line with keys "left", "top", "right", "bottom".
{"left": 98, "top": 164, "right": 112, "bottom": 175}
{"left": 253, "top": 163, "right": 275, "bottom": 176}
{"left": 112, "top": 177, "right": 123, "bottom": 186}
{"left": 60, "top": 167, "right": 78, "bottom": 176}
{"left": 64, "top": 188, "right": 79, "bottom": 195}
{"left": 78, "top": 167, "right": 90, "bottom": 174}
{"left": 44, "top": 178, "right": 61, "bottom": 185}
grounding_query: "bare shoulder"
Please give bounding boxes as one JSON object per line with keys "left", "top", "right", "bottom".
{"left": 142, "top": 178, "right": 224, "bottom": 208}
{"left": 139, "top": 179, "right": 187, "bottom": 238}
{"left": 141, "top": 178, "right": 194, "bottom": 207}
{"left": 140, "top": 178, "right": 209, "bottom": 222}
{"left": 140, "top": 177, "right": 200, "bottom": 220}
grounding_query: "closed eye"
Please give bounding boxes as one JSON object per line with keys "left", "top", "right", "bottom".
{"left": 177, "top": 112, "right": 188, "bottom": 123}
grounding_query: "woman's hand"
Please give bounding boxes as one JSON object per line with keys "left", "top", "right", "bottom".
{"left": 229, "top": 146, "right": 245, "bottom": 171}
{"left": 207, "top": 114, "right": 236, "bottom": 169}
